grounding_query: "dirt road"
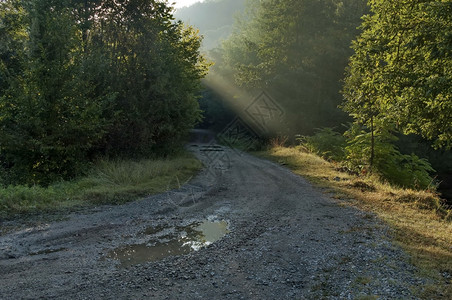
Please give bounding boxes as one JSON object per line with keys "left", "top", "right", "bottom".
{"left": 0, "top": 145, "right": 428, "bottom": 299}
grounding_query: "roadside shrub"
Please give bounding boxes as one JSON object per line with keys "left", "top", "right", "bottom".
{"left": 379, "top": 153, "right": 436, "bottom": 190}
{"left": 344, "top": 125, "right": 436, "bottom": 190}
{"left": 297, "top": 127, "right": 346, "bottom": 161}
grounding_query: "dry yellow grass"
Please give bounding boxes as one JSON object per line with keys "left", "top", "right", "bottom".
{"left": 257, "top": 146, "right": 452, "bottom": 299}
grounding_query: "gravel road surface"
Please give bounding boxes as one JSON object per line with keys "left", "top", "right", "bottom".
{"left": 0, "top": 145, "right": 429, "bottom": 299}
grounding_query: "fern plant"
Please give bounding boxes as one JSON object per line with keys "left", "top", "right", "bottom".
{"left": 344, "top": 124, "right": 436, "bottom": 189}
{"left": 297, "top": 128, "right": 346, "bottom": 162}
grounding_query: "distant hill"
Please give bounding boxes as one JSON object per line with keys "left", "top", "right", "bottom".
{"left": 175, "top": 0, "right": 245, "bottom": 50}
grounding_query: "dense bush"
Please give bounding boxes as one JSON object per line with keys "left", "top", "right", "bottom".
{"left": 297, "top": 128, "right": 346, "bottom": 162}
{"left": 298, "top": 126, "right": 436, "bottom": 190}
{"left": 344, "top": 125, "right": 436, "bottom": 190}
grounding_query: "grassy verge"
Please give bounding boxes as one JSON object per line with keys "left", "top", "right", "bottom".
{"left": 0, "top": 152, "right": 202, "bottom": 219}
{"left": 256, "top": 146, "right": 452, "bottom": 299}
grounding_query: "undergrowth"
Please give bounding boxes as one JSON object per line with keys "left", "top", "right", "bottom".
{"left": 298, "top": 127, "right": 437, "bottom": 190}
{"left": 257, "top": 146, "right": 452, "bottom": 299}
{"left": 0, "top": 152, "right": 202, "bottom": 218}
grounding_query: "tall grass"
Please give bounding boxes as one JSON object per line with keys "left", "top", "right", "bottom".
{"left": 93, "top": 159, "right": 172, "bottom": 186}
{"left": 0, "top": 153, "right": 202, "bottom": 218}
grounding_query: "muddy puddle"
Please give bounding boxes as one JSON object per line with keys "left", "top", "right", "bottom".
{"left": 106, "top": 220, "right": 229, "bottom": 267}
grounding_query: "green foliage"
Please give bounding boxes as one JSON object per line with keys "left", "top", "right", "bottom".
{"left": 0, "top": 184, "right": 66, "bottom": 215}
{"left": 0, "top": 153, "right": 202, "bottom": 217}
{"left": 341, "top": 0, "right": 452, "bottom": 189}
{"left": 0, "top": 0, "right": 209, "bottom": 185}
{"left": 297, "top": 128, "right": 346, "bottom": 162}
{"left": 0, "top": 0, "right": 108, "bottom": 185}
{"left": 395, "top": 134, "right": 452, "bottom": 175}
{"left": 344, "top": 125, "right": 435, "bottom": 190}
{"left": 342, "top": 0, "right": 452, "bottom": 149}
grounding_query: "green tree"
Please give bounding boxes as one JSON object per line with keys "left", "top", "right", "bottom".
{"left": 0, "top": 0, "right": 108, "bottom": 184}
{"left": 343, "top": 0, "right": 452, "bottom": 150}
{"left": 221, "top": 0, "right": 368, "bottom": 136}
{"left": 0, "top": 0, "right": 27, "bottom": 94}
{"left": 0, "top": 0, "right": 209, "bottom": 185}
{"left": 89, "top": 1, "right": 208, "bottom": 156}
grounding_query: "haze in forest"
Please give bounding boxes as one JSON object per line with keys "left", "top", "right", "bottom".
{"left": 189, "top": 0, "right": 452, "bottom": 198}
{"left": 175, "top": 0, "right": 245, "bottom": 50}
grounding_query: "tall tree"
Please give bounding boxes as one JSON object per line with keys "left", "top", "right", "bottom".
{"left": 0, "top": 0, "right": 209, "bottom": 185}
{"left": 0, "top": 0, "right": 108, "bottom": 184}
{"left": 342, "top": 0, "right": 452, "bottom": 150}
{"left": 88, "top": 0, "right": 208, "bottom": 156}
{"left": 221, "top": 0, "right": 368, "bottom": 135}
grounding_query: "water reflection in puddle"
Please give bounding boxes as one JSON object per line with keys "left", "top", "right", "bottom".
{"left": 106, "top": 220, "right": 229, "bottom": 267}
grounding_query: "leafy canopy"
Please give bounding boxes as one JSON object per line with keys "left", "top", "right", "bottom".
{"left": 342, "top": 0, "right": 452, "bottom": 149}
